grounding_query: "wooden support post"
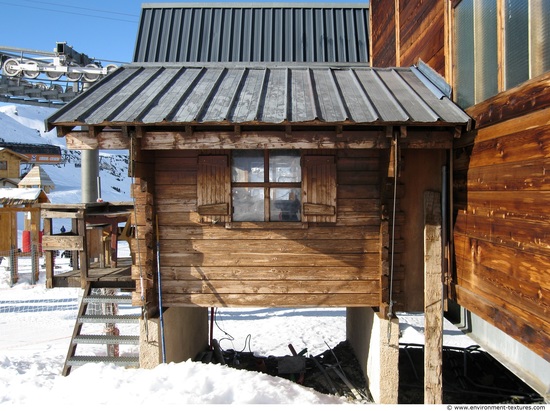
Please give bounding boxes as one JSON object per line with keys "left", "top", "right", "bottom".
{"left": 110, "top": 222, "right": 118, "bottom": 268}
{"left": 44, "top": 217, "right": 54, "bottom": 288}
{"left": 31, "top": 244, "right": 38, "bottom": 284}
{"left": 424, "top": 190, "right": 443, "bottom": 404}
{"left": 78, "top": 217, "right": 88, "bottom": 288}
{"left": 9, "top": 247, "right": 17, "bottom": 286}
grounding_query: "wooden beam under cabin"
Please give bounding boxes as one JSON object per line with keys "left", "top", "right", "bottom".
{"left": 424, "top": 190, "right": 443, "bottom": 404}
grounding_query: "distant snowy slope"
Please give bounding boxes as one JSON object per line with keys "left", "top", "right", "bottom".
{"left": 0, "top": 103, "right": 131, "bottom": 204}
{"left": 0, "top": 105, "right": 56, "bottom": 145}
{"left": 0, "top": 104, "right": 60, "bottom": 144}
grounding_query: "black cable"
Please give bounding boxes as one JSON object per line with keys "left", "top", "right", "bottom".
{"left": 18, "top": 0, "right": 139, "bottom": 18}
{"left": 213, "top": 308, "right": 254, "bottom": 353}
{"left": 0, "top": 1, "right": 138, "bottom": 23}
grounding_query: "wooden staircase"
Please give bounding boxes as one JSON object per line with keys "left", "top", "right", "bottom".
{"left": 62, "top": 283, "right": 141, "bottom": 376}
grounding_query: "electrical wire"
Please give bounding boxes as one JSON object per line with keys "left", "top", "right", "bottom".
{"left": 0, "top": 1, "right": 138, "bottom": 23}
{"left": 17, "top": 0, "right": 139, "bottom": 18}
{"left": 213, "top": 308, "right": 253, "bottom": 353}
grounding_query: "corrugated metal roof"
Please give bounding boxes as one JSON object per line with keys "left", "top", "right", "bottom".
{"left": 134, "top": 3, "right": 370, "bottom": 63}
{"left": 46, "top": 64, "right": 471, "bottom": 128}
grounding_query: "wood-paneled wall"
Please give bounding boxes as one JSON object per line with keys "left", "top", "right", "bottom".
{"left": 145, "top": 149, "right": 388, "bottom": 308}
{"left": 398, "top": 0, "right": 445, "bottom": 73}
{"left": 370, "top": 0, "right": 397, "bottom": 67}
{"left": 370, "top": 0, "right": 446, "bottom": 75}
{"left": 453, "top": 75, "right": 550, "bottom": 361}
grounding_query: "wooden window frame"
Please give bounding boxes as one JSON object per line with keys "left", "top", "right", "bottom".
{"left": 450, "top": 0, "right": 549, "bottom": 107}
{"left": 197, "top": 151, "right": 337, "bottom": 228}
{"left": 231, "top": 150, "right": 302, "bottom": 223}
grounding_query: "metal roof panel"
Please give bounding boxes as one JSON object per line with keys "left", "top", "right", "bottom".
{"left": 134, "top": 4, "right": 370, "bottom": 63}
{"left": 333, "top": 69, "right": 379, "bottom": 122}
{"left": 352, "top": 69, "right": 409, "bottom": 122}
{"left": 376, "top": 69, "right": 440, "bottom": 123}
{"left": 229, "top": 68, "right": 266, "bottom": 123}
{"left": 140, "top": 67, "right": 204, "bottom": 123}
{"left": 47, "top": 64, "right": 471, "bottom": 129}
{"left": 259, "top": 68, "right": 288, "bottom": 123}
{"left": 289, "top": 69, "right": 317, "bottom": 123}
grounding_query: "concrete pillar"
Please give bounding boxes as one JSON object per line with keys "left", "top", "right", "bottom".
{"left": 140, "top": 306, "right": 209, "bottom": 368}
{"left": 347, "top": 307, "right": 400, "bottom": 404}
{"left": 81, "top": 149, "right": 99, "bottom": 203}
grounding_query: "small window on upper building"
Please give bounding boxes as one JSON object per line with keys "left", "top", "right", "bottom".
{"left": 0, "top": 161, "right": 7, "bottom": 171}
{"left": 197, "top": 150, "right": 337, "bottom": 225}
{"left": 231, "top": 150, "right": 301, "bottom": 222}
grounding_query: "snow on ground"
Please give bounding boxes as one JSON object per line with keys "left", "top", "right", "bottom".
{"left": 0, "top": 246, "right": 479, "bottom": 408}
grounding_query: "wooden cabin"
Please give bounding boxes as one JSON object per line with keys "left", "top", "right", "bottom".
{"left": 45, "top": 3, "right": 474, "bottom": 403}
{"left": 370, "top": 0, "right": 550, "bottom": 398}
{"left": 0, "top": 147, "right": 27, "bottom": 183}
{"left": 0, "top": 142, "right": 62, "bottom": 165}
{"left": 0, "top": 187, "right": 49, "bottom": 266}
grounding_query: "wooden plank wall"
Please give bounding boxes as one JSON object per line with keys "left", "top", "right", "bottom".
{"left": 370, "top": 0, "right": 397, "bottom": 67}
{"left": 131, "top": 144, "right": 157, "bottom": 310}
{"left": 370, "top": 0, "right": 446, "bottom": 75}
{"left": 452, "top": 75, "right": 550, "bottom": 361}
{"left": 398, "top": 0, "right": 445, "bottom": 74}
{"left": 0, "top": 210, "right": 15, "bottom": 252}
{"left": 0, "top": 151, "right": 21, "bottom": 179}
{"left": 149, "top": 149, "right": 387, "bottom": 308}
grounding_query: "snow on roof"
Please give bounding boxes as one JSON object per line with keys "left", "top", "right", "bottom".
{"left": 0, "top": 187, "right": 48, "bottom": 205}
{"left": 0, "top": 147, "right": 29, "bottom": 160}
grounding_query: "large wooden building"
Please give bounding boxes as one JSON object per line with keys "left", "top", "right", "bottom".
{"left": 43, "top": 0, "right": 550, "bottom": 403}
{"left": 371, "top": 0, "right": 549, "bottom": 397}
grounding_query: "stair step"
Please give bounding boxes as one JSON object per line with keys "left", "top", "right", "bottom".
{"left": 84, "top": 294, "right": 133, "bottom": 304}
{"left": 67, "top": 355, "right": 139, "bottom": 367}
{"left": 78, "top": 314, "right": 140, "bottom": 324}
{"left": 73, "top": 335, "right": 140, "bottom": 345}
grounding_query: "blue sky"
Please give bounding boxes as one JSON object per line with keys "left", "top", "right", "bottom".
{"left": 0, "top": 1, "right": 366, "bottom": 66}
{"left": 0, "top": 0, "right": 141, "bottom": 64}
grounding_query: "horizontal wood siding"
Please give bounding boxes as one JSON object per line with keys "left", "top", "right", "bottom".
{"left": 153, "top": 149, "right": 382, "bottom": 308}
{"left": 130, "top": 145, "right": 157, "bottom": 310}
{"left": 452, "top": 81, "right": 550, "bottom": 360}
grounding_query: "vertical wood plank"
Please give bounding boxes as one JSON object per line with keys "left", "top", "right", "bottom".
{"left": 395, "top": 0, "right": 401, "bottom": 66}
{"left": 302, "top": 155, "right": 337, "bottom": 223}
{"left": 78, "top": 217, "right": 88, "bottom": 289}
{"left": 197, "top": 155, "right": 230, "bottom": 223}
{"left": 44, "top": 217, "right": 54, "bottom": 289}
{"left": 424, "top": 190, "right": 443, "bottom": 404}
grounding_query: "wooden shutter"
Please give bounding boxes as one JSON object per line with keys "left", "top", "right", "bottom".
{"left": 302, "top": 155, "right": 337, "bottom": 223}
{"left": 197, "top": 155, "right": 231, "bottom": 223}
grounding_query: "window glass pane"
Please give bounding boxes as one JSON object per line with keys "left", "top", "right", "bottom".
{"left": 0, "top": 161, "right": 7, "bottom": 170}
{"left": 232, "top": 150, "right": 264, "bottom": 182}
{"left": 270, "top": 188, "right": 301, "bottom": 221}
{"left": 474, "top": 0, "right": 498, "bottom": 102}
{"left": 454, "top": 0, "right": 475, "bottom": 108}
{"left": 232, "top": 188, "right": 264, "bottom": 221}
{"left": 269, "top": 150, "right": 301, "bottom": 182}
{"left": 530, "top": 0, "right": 550, "bottom": 78}
{"left": 505, "top": 0, "right": 529, "bottom": 89}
